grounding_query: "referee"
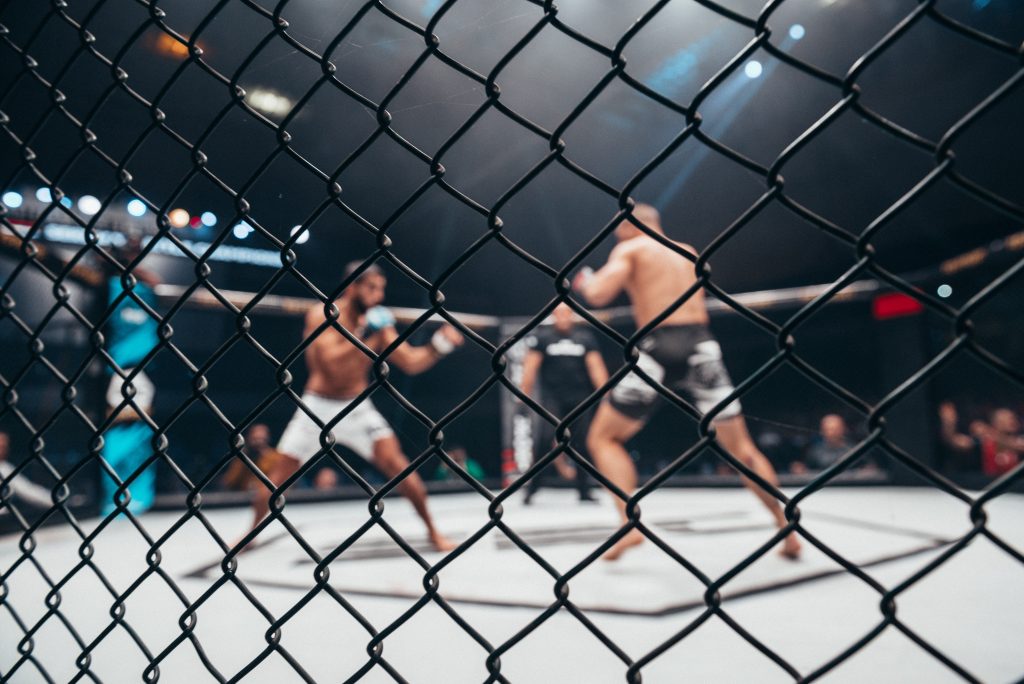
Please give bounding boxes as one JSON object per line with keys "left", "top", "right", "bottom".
{"left": 520, "top": 303, "right": 608, "bottom": 503}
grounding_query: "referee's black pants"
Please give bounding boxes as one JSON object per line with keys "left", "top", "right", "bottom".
{"left": 525, "top": 393, "right": 595, "bottom": 500}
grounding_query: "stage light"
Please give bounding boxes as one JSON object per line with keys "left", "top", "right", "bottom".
{"left": 2, "top": 191, "right": 23, "bottom": 208}
{"left": 744, "top": 60, "right": 763, "bottom": 79}
{"left": 233, "top": 222, "right": 253, "bottom": 239}
{"left": 189, "top": 216, "right": 202, "bottom": 228}
{"left": 789, "top": 24, "right": 805, "bottom": 40}
{"left": 246, "top": 88, "right": 295, "bottom": 118}
{"left": 36, "top": 188, "right": 52, "bottom": 203}
{"left": 200, "top": 211, "right": 217, "bottom": 227}
{"left": 154, "top": 33, "right": 190, "bottom": 59}
{"left": 290, "top": 225, "right": 310, "bottom": 244}
{"left": 78, "top": 195, "right": 102, "bottom": 215}
{"left": 169, "top": 208, "right": 190, "bottom": 228}
{"left": 937, "top": 284, "right": 953, "bottom": 298}
{"left": 127, "top": 199, "right": 147, "bottom": 217}
{"left": 60, "top": 196, "right": 73, "bottom": 208}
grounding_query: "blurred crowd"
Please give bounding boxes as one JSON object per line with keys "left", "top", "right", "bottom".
{"left": 749, "top": 403, "right": 1023, "bottom": 480}
{"left": 2, "top": 401, "right": 1021, "bottom": 519}
{"left": 938, "top": 401, "right": 1022, "bottom": 477}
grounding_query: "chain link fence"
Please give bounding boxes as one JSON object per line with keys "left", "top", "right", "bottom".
{"left": 1, "top": 0, "right": 1023, "bottom": 681}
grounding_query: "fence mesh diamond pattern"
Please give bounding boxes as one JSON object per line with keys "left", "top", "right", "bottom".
{"left": 1, "top": 0, "right": 1023, "bottom": 682}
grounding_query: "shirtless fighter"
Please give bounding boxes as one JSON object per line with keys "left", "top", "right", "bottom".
{"left": 246, "top": 261, "right": 463, "bottom": 551}
{"left": 574, "top": 204, "right": 801, "bottom": 561}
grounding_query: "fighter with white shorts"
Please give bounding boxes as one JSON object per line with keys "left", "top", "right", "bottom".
{"left": 277, "top": 393, "right": 395, "bottom": 464}
{"left": 242, "top": 262, "right": 464, "bottom": 552}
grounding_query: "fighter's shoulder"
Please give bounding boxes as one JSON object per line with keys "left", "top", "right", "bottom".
{"left": 642, "top": 238, "right": 697, "bottom": 258}
{"left": 305, "top": 301, "right": 343, "bottom": 331}
{"left": 674, "top": 240, "right": 698, "bottom": 257}
{"left": 610, "top": 239, "right": 641, "bottom": 260}
{"left": 305, "top": 303, "right": 328, "bottom": 325}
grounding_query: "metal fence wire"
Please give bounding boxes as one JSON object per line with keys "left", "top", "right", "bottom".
{"left": 1, "top": 0, "right": 1023, "bottom": 682}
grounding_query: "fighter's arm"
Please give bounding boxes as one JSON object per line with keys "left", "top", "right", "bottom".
{"left": 575, "top": 244, "right": 632, "bottom": 307}
{"left": 378, "top": 323, "right": 464, "bottom": 376}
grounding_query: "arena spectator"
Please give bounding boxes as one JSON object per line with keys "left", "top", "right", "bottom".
{"left": 222, "top": 424, "right": 286, "bottom": 491}
{"left": 313, "top": 467, "right": 339, "bottom": 491}
{"left": 434, "top": 445, "right": 485, "bottom": 482}
{"left": 804, "top": 414, "right": 854, "bottom": 470}
{"left": 939, "top": 402, "right": 1022, "bottom": 477}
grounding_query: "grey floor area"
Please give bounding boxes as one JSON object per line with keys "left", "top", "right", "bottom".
{"left": 1, "top": 487, "right": 1022, "bottom": 683}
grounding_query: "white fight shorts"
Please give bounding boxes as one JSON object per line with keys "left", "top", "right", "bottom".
{"left": 277, "top": 392, "right": 395, "bottom": 463}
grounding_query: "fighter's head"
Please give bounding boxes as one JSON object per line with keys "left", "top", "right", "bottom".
{"left": 552, "top": 302, "right": 575, "bottom": 333}
{"left": 342, "top": 261, "right": 387, "bottom": 313}
{"left": 0, "top": 431, "right": 8, "bottom": 462}
{"left": 615, "top": 203, "right": 662, "bottom": 242}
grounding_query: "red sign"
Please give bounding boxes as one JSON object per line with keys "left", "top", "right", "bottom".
{"left": 872, "top": 293, "right": 924, "bottom": 320}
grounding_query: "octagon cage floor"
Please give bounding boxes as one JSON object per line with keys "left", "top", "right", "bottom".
{"left": 1, "top": 486, "right": 1021, "bottom": 683}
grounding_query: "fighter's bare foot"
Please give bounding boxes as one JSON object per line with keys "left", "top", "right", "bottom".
{"left": 430, "top": 532, "right": 456, "bottom": 553}
{"left": 779, "top": 533, "right": 801, "bottom": 560}
{"left": 602, "top": 529, "right": 645, "bottom": 561}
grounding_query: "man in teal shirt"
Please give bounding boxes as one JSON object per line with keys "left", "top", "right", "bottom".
{"left": 101, "top": 237, "right": 160, "bottom": 516}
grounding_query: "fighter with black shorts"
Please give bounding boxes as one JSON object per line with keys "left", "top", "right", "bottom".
{"left": 608, "top": 325, "right": 740, "bottom": 422}
{"left": 574, "top": 203, "right": 801, "bottom": 561}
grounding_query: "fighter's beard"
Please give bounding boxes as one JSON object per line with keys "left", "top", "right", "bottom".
{"left": 351, "top": 297, "right": 369, "bottom": 315}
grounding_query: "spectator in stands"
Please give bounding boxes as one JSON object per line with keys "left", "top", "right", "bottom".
{"left": 313, "top": 467, "right": 338, "bottom": 491}
{"left": 222, "top": 424, "right": 286, "bottom": 491}
{"left": 939, "top": 402, "right": 1022, "bottom": 477}
{"left": 434, "top": 445, "right": 485, "bottom": 482}
{"left": 803, "top": 414, "right": 854, "bottom": 470}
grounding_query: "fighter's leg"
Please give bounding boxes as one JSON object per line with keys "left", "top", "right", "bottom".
{"left": 586, "top": 401, "right": 646, "bottom": 559}
{"left": 243, "top": 398, "right": 319, "bottom": 548}
{"left": 571, "top": 403, "right": 597, "bottom": 500}
{"left": 247, "top": 452, "right": 301, "bottom": 542}
{"left": 372, "top": 435, "right": 455, "bottom": 552}
{"left": 713, "top": 415, "right": 801, "bottom": 559}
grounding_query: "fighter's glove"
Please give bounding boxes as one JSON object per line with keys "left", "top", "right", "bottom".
{"left": 430, "top": 327, "right": 457, "bottom": 355}
{"left": 365, "top": 306, "right": 396, "bottom": 334}
{"left": 572, "top": 266, "right": 595, "bottom": 293}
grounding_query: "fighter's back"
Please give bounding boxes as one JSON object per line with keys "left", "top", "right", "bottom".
{"left": 622, "top": 236, "right": 709, "bottom": 329}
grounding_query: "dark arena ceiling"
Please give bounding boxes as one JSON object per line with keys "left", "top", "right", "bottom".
{"left": 0, "top": 0, "right": 1021, "bottom": 315}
